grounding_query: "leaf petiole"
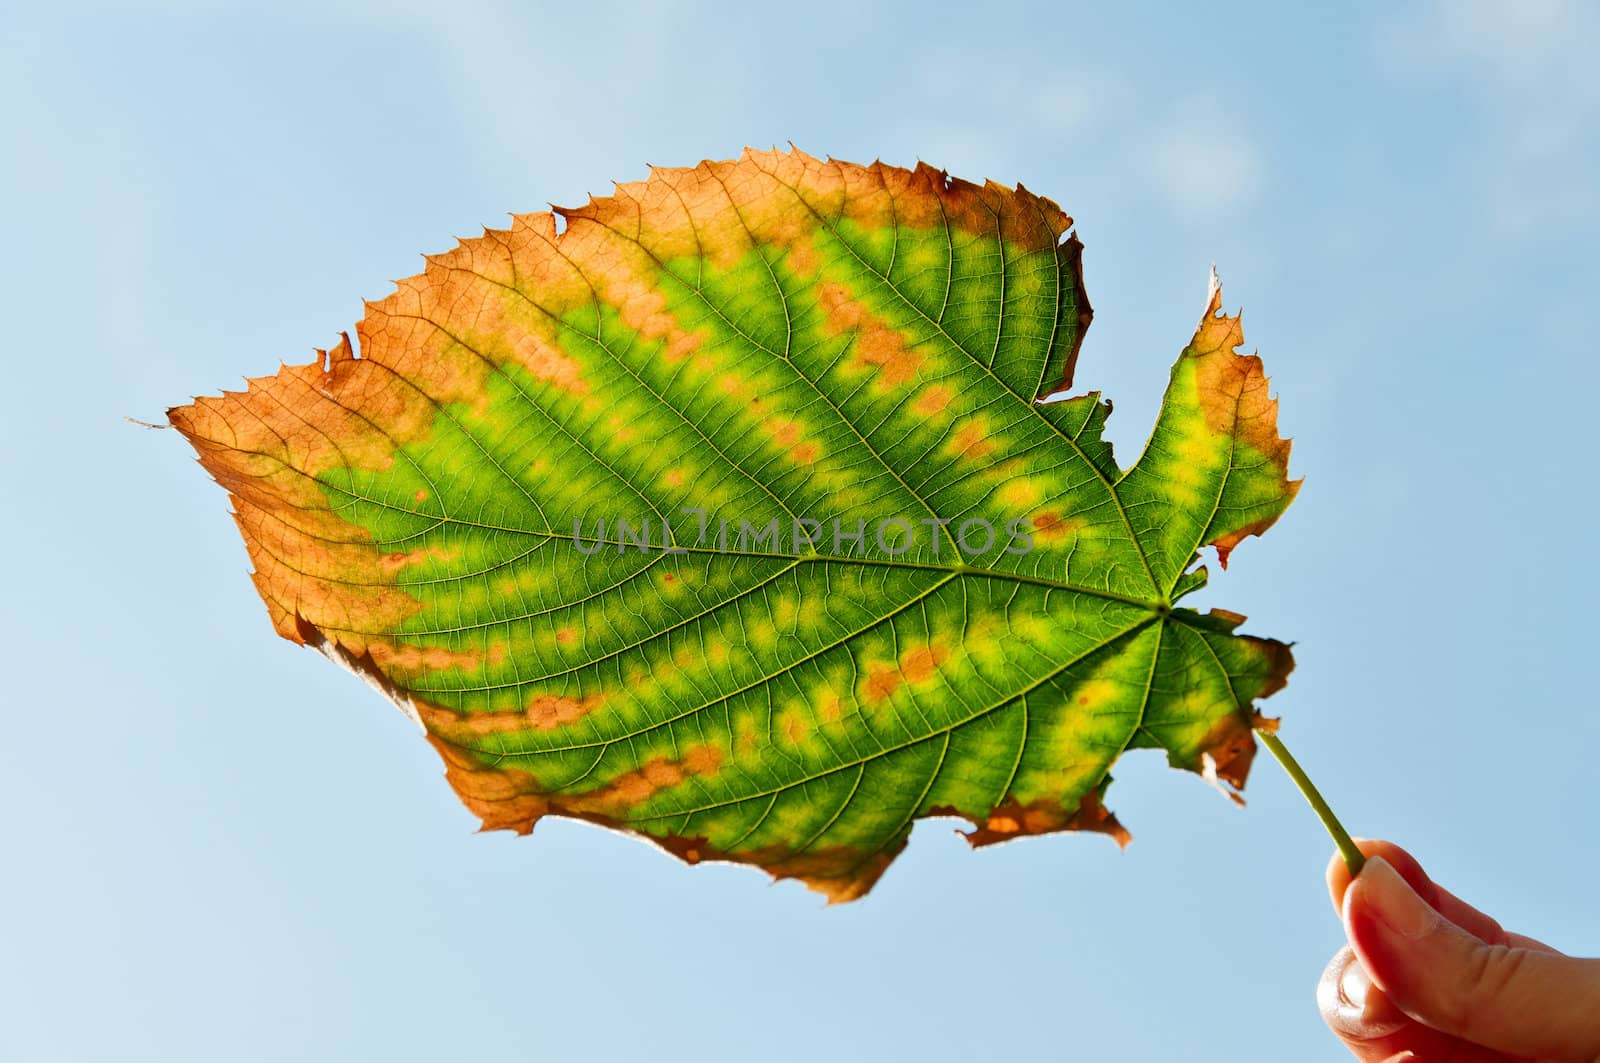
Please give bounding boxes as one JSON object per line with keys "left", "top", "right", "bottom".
{"left": 1256, "top": 729, "right": 1366, "bottom": 876}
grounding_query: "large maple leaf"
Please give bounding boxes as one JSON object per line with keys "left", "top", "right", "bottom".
{"left": 170, "top": 148, "right": 1298, "bottom": 901}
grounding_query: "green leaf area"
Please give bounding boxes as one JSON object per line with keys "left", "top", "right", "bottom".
{"left": 171, "top": 149, "right": 1298, "bottom": 901}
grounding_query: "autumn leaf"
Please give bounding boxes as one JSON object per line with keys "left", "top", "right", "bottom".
{"left": 170, "top": 148, "right": 1299, "bottom": 902}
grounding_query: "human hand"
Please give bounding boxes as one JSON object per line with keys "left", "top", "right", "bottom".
{"left": 1319, "top": 839, "right": 1600, "bottom": 1062}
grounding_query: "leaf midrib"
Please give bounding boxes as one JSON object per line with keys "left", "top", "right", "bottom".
{"left": 314, "top": 480, "right": 1167, "bottom": 614}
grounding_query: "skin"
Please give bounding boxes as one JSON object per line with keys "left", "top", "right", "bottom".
{"left": 1319, "top": 839, "right": 1600, "bottom": 1062}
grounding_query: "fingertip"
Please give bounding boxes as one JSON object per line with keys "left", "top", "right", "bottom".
{"left": 1326, "top": 848, "right": 1354, "bottom": 911}
{"left": 1318, "top": 945, "right": 1409, "bottom": 1041}
{"left": 1367, "top": 843, "right": 1435, "bottom": 904}
{"left": 1344, "top": 856, "right": 1429, "bottom": 936}
{"left": 1325, "top": 841, "right": 1375, "bottom": 910}
{"left": 1328, "top": 840, "right": 1434, "bottom": 913}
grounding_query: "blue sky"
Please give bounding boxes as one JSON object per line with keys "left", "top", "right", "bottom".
{"left": 3, "top": 2, "right": 1597, "bottom": 1060}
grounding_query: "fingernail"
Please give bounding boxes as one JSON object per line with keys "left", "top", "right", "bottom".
{"left": 1357, "top": 857, "right": 1438, "bottom": 940}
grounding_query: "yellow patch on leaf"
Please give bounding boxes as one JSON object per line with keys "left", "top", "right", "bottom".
{"left": 526, "top": 692, "right": 607, "bottom": 731}
{"left": 945, "top": 418, "right": 995, "bottom": 460}
{"left": 380, "top": 546, "right": 454, "bottom": 574}
{"left": 912, "top": 384, "right": 954, "bottom": 416}
{"left": 817, "top": 282, "right": 924, "bottom": 388}
{"left": 861, "top": 642, "right": 949, "bottom": 704}
{"left": 1030, "top": 511, "right": 1078, "bottom": 545}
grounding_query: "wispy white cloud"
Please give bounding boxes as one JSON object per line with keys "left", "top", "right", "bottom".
{"left": 1130, "top": 99, "right": 1263, "bottom": 219}
{"left": 362, "top": 0, "right": 695, "bottom": 190}
{"left": 898, "top": 55, "right": 1266, "bottom": 221}
{"left": 895, "top": 52, "right": 1120, "bottom": 178}
{"left": 349, "top": 2, "right": 1270, "bottom": 225}
{"left": 1382, "top": 0, "right": 1600, "bottom": 233}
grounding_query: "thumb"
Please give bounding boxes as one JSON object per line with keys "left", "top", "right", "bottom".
{"left": 1344, "top": 856, "right": 1600, "bottom": 1063}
